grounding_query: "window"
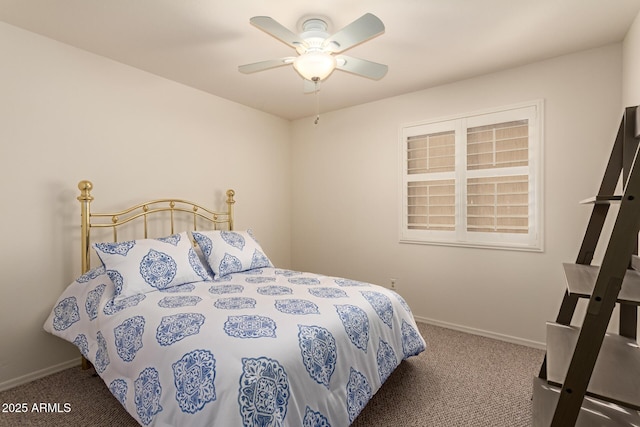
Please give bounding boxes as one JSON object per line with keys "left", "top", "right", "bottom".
{"left": 400, "top": 101, "right": 543, "bottom": 251}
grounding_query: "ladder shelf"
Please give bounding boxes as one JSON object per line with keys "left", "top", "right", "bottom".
{"left": 533, "top": 105, "right": 640, "bottom": 426}
{"left": 562, "top": 263, "right": 640, "bottom": 305}
{"left": 545, "top": 322, "right": 640, "bottom": 409}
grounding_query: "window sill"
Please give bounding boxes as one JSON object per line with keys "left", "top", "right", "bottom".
{"left": 399, "top": 237, "right": 544, "bottom": 253}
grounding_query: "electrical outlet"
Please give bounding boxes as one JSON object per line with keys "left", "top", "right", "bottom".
{"left": 390, "top": 278, "right": 397, "bottom": 289}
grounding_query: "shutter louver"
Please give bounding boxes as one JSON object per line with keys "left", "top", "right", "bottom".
{"left": 467, "top": 175, "right": 529, "bottom": 233}
{"left": 407, "top": 131, "right": 455, "bottom": 174}
{"left": 408, "top": 180, "right": 455, "bottom": 231}
{"left": 467, "top": 120, "right": 528, "bottom": 170}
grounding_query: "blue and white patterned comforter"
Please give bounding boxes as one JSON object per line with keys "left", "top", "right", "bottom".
{"left": 44, "top": 267, "right": 426, "bottom": 426}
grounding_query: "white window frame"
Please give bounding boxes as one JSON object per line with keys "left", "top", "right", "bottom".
{"left": 399, "top": 100, "right": 544, "bottom": 251}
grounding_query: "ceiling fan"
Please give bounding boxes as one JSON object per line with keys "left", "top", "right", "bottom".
{"left": 238, "top": 13, "right": 388, "bottom": 86}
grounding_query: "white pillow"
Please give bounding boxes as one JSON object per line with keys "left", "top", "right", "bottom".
{"left": 93, "top": 232, "right": 209, "bottom": 299}
{"left": 191, "top": 230, "right": 273, "bottom": 277}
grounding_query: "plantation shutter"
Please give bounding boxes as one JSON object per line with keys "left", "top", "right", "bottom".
{"left": 400, "top": 101, "right": 541, "bottom": 250}
{"left": 406, "top": 130, "right": 456, "bottom": 231}
{"left": 466, "top": 120, "right": 529, "bottom": 234}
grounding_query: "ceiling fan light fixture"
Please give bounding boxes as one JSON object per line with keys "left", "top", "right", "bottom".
{"left": 240, "top": 13, "right": 386, "bottom": 84}
{"left": 293, "top": 51, "right": 336, "bottom": 81}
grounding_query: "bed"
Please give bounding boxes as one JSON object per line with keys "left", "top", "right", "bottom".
{"left": 44, "top": 180, "right": 426, "bottom": 426}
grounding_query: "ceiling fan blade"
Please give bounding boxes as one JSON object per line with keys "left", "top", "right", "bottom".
{"left": 335, "top": 55, "right": 388, "bottom": 80}
{"left": 238, "top": 57, "right": 295, "bottom": 74}
{"left": 323, "top": 13, "right": 385, "bottom": 53}
{"left": 250, "top": 16, "right": 306, "bottom": 49}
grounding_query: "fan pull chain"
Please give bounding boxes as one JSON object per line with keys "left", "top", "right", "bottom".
{"left": 313, "top": 77, "right": 320, "bottom": 125}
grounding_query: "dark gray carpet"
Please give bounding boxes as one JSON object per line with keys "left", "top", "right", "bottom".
{"left": 0, "top": 323, "right": 544, "bottom": 426}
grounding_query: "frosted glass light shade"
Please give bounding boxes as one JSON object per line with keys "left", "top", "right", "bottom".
{"left": 293, "top": 51, "right": 337, "bottom": 81}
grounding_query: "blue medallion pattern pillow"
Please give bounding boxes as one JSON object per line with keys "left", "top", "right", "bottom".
{"left": 93, "top": 232, "right": 208, "bottom": 300}
{"left": 191, "top": 230, "right": 273, "bottom": 277}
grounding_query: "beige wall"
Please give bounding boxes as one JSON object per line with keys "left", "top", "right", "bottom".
{"left": 623, "top": 10, "right": 640, "bottom": 106}
{"left": 290, "top": 44, "right": 623, "bottom": 347}
{"left": 0, "top": 22, "right": 292, "bottom": 389}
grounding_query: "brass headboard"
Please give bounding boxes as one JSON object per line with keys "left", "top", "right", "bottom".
{"left": 77, "top": 180, "right": 236, "bottom": 274}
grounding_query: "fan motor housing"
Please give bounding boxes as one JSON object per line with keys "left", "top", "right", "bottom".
{"left": 297, "top": 18, "right": 330, "bottom": 53}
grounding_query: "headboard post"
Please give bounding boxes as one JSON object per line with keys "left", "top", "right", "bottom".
{"left": 226, "top": 189, "right": 235, "bottom": 231}
{"left": 77, "top": 180, "right": 94, "bottom": 274}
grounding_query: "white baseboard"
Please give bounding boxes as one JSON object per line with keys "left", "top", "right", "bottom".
{"left": 413, "top": 315, "right": 546, "bottom": 350}
{"left": 0, "top": 358, "right": 81, "bottom": 392}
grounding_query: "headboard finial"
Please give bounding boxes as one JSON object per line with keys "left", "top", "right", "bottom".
{"left": 226, "top": 189, "right": 236, "bottom": 203}
{"left": 78, "top": 180, "right": 94, "bottom": 277}
{"left": 226, "top": 189, "right": 235, "bottom": 231}
{"left": 77, "top": 180, "right": 94, "bottom": 202}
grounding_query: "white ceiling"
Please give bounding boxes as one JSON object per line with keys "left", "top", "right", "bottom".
{"left": 1, "top": 0, "right": 639, "bottom": 120}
